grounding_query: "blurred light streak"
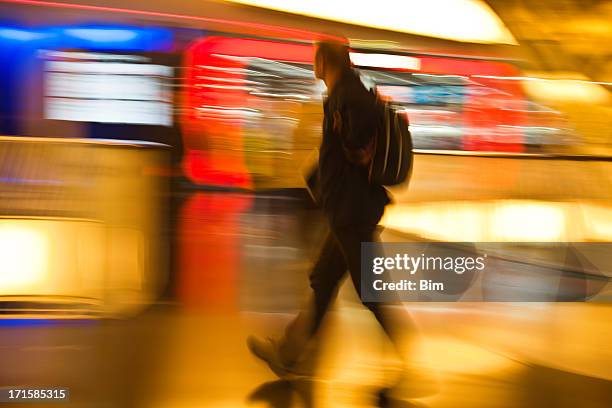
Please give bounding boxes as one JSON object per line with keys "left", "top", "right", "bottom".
{"left": 196, "top": 76, "right": 265, "bottom": 85}
{"left": 423, "top": 337, "right": 518, "bottom": 374}
{"left": 64, "top": 28, "right": 137, "bottom": 41}
{"left": 44, "top": 50, "right": 148, "bottom": 62}
{"left": 1, "top": 0, "right": 342, "bottom": 42}
{"left": 212, "top": 54, "right": 314, "bottom": 74}
{"left": 0, "top": 318, "right": 97, "bottom": 326}
{"left": 0, "top": 24, "right": 174, "bottom": 51}
{"left": 349, "top": 38, "right": 402, "bottom": 50}
{"left": 379, "top": 200, "right": 605, "bottom": 242}
{"left": 473, "top": 74, "right": 612, "bottom": 86}
{"left": 349, "top": 52, "right": 421, "bottom": 71}
{"left": 197, "top": 84, "right": 254, "bottom": 91}
{"left": 0, "top": 28, "right": 51, "bottom": 41}
{"left": 196, "top": 65, "right": 279, "bottom": 77}
{"left": 579, "top": 203, "right": 612, "bottom": 242}
{"left": 195, "top": 106, "right": 261, "bottom": 116}
{"left": 59, "top": 26, "right": 173, "bottom": 50}
{"left": 381, "top": 202, "right": 485, "bottom": 242}
{"left": 472, "top": 74, "right": 612, "bottom": 103}
{"left": 182, "top": 36, "right": 314, "bottom": 188}
{"left": 226, "top": 0, "right": 516, "bottom": 44}
{"left": 0, "top": 224, "right": 48, "bottom": 290}
{"left": 177, "top": 193, "right": 253, "bottom": 312}
{"left": 523, "top": 78, "right": 611, "bottom": 104}
{"left": 249, "top": 91, "right": 310, "bottom": 99}
{"left": 413, "top": 73, "right": 468, "bottom": 79}
{"left": 492, "top": 201, "right": 566, "bottom": 241}
{"left": 46, "top": 61, "right": 173, "bottom": 75}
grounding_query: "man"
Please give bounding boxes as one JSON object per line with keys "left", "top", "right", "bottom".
{"left": 248, "top": 39, "right": 421, "bottom": 402}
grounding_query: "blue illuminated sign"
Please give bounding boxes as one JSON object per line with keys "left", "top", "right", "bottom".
{"left": 0, "top": 25, "right": 173, "bottom": 51}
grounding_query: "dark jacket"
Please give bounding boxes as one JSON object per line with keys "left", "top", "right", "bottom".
{"left": 316, "top": 69, "right": 390, "bottom": 228}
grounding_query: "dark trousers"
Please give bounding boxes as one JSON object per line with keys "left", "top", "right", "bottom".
{"left": 279, "top": 222, "right": 415, "bottom": 366}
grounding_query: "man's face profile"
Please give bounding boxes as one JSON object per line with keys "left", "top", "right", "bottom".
{"left": 313, "top": 46, "right": 324, "bottom": 81}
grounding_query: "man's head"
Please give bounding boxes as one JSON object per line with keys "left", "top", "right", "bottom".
{"left": 313, "top": 39, "right": 351, "bottom": 83}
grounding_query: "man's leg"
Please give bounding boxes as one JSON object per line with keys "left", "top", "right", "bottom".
{"left": 278, "top": 230, "right": 347, "bottom": 366}
{"left": 332, "top": 224, "right": 417, "bottom": 361}
{"left": 332, "top": 224, "right": 440, "bottom": 401}
{"left": 248, "top": 230, "right": 347, "bottom": 375}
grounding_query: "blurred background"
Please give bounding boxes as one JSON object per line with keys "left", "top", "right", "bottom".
{"left": 0, "top": 0, "right": 611, "bottom": 407}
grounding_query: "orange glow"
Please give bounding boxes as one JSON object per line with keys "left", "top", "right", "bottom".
{"left": 177, "top": 193, "right": 253, "bottom": 312}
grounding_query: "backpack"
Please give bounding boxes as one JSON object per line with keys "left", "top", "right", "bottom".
{"left": 368, "top": 91, "right": 414, "bottom": 186}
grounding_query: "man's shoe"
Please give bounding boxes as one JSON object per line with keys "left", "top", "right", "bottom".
{"left": 247, "top": 335, "right": 295, "bottom": 378}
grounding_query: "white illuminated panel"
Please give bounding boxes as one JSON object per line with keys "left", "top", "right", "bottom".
{"left": 46, "top": 73, "right": 165, "bottom": 100}
{"left": 0, "top": 225, "right": 48, "bottom": 290}
{"left": 0, "top": 219, "right": 105, "bottom": 297}
{"left": 0, "top": 218, "right": 145, "bottom": 302}
{"left": 350, "top": 53, "right": 421, "bottom": 70}
{"left": 44, "top": 56, "right": 173, "bottom": 126}
{"left": 46, "top": 61, "right": 172, "bottom": 76}
{"left": 46, "top": 98, "right": 172, "bottom": 127}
